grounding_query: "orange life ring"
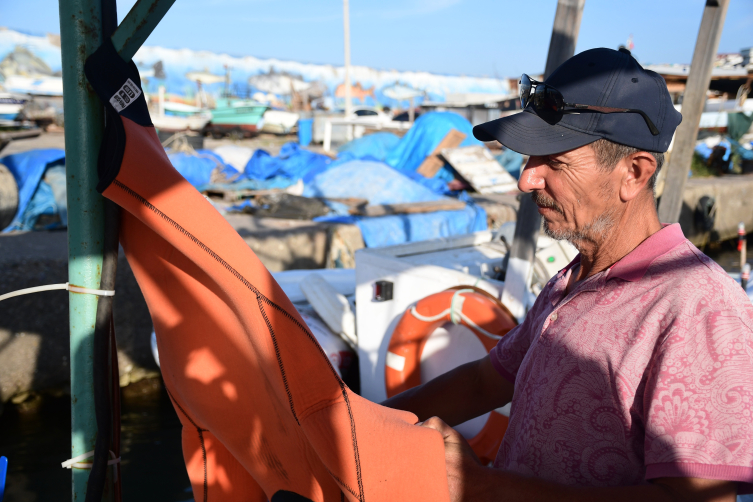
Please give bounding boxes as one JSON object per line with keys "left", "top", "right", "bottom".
{"left": 385, "top": 286, "right": 517, "bottom": 464}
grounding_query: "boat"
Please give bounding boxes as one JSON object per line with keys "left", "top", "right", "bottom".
{"left": 260, "top": 109, "right": 299, "bottom": 134}
{"left": 205, "top": 98, "right": 269, "bottom": 138}
{"left": 149, "top": 86, "right": 212, "bottom": 133}
{"left": 0, "top": 93, "right": 29, "bottom": 125}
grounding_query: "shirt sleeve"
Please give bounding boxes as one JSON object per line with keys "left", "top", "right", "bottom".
{"left": 642, "top": 308, "right": 753, "bottom": 491}
{"left": 489, "top": 292, "right": 546, "bottom": 384}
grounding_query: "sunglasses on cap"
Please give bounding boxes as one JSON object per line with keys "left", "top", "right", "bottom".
{"left": 519, "top": 74, "right": 660, "bottom": 136}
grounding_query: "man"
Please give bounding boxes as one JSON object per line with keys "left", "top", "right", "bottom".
{"left": 383, "top": 48, "right": 753, "bottom": 501}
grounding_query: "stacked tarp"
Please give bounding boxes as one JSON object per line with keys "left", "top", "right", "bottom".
{"left": 306, "top": 160, "right": 487, "bottom": 247}
{"left": 170, "top": 144, "right": 331, "bottom": 193}
{"left": 1, "top": 149, "right": 66, "bottom": 232}
{"left": 215, "top": 113, "right": 492, "bottom": 247}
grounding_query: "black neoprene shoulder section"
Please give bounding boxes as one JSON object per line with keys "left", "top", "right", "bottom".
{"left": 85, "top": 38, "right": 153, "bottom": 192}
{"left": 84, "top": 38, "right": 153, "bottom": 127}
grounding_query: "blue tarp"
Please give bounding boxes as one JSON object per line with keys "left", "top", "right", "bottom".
{"left": 167, "top": 149, "right": 239, "bottom": 187}
{"left": 307, "top": 160, "right": 487, "bottom": 247}
{"left": 302, "top": 160, "right": 444, "bottom": 205}
{"left": 199, "top": 176, "right": 297, "bottom": 193}
{"left": 354, "top": 204, "right": 487, "bottom": 247}
{"left": 337, "top": 132, "right": 400, "bottom": 162}
{"left": 385, "top": 112, "right": 481, "bottom": 182}
{"left": 1, "top": 149, "right": 65, "bottom": 232}
{"left": 244, "top": 142, "right": 331, "bottom": 181}
{"left": 316, "top": 203, "right": 487, "bottom": 248}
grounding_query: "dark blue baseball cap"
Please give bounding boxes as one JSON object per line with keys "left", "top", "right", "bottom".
{"left": 473, "top": 48, "right": 682, "bottom": 155}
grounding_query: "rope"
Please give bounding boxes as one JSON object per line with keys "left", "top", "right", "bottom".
{"left": 0, "top": 283, "right": 115, "bottom": 302}
{"left": 409, "top": 289, "right": 503, "bottom": 341}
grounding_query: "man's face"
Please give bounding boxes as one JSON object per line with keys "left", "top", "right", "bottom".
{"left": 517, "top": 145, "right": 622, "bottom": 248}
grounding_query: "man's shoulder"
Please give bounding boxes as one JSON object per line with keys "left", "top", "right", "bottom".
{"left": 650, "top": 238, "right": 728, "bottom": 284}
{"left": 649, "top": 239, "right": 753, "bottom": 323}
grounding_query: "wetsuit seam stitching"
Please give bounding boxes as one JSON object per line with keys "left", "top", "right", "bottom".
{"left": 324, "top": 465, "right": 359, "bottom": 499}
{"left": 166, "top": 388, "right": 208, "bottom": 502}
{"left": 166, "top": 388, "right": 203, "bottom": 430}
{"left": 256, "top": 294, "right": 300, "bottom": 424}
{"left": 197, "top": 429, "right": 208, "bottom": 502}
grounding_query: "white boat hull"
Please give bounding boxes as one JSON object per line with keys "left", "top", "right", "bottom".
{"left": 150, "top": 112, "right": 212, "bottom": 132}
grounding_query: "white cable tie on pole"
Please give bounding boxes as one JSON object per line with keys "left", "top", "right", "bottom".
{"left": 67, "top": 283, "right": 115, "bottom": 297}
{"left": 62, "top": 450, "right": 121, "bottom": 481}
{"left": 409, "top": 289, "right": 502, "bottom": 341}
{"left": 0, "top": 283, "right": 115, "bottom": 302}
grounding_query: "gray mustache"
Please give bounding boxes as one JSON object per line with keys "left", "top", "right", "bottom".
{"left": 531, "top": 192, "right": 563, "bottom": 214}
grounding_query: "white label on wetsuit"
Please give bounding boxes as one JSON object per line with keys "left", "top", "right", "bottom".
{"left": 109, "top": 78, "right": 141, "bottom": 112}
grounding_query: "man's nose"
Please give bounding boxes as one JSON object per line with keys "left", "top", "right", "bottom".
{"left": 517, "top": 162, "right": 546, "bottom": 193}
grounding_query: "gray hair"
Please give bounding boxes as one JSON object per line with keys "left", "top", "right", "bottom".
{"left": 590, "top": 138, "right": 665, "bottom": 195}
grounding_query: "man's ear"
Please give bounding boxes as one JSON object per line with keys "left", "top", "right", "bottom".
{"left": 619, "top": 152, "right": 656, "bottom": 202}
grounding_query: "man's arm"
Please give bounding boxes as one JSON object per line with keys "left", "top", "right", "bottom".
{"left": 381, "top": 354, "right": 514, "bottom": 426}
{"left": 423, "top": 416, "right": 738, "bottom": 502}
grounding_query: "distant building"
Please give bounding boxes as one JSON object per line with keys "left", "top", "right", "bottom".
{"left": 646, "top": 48, "right": 752, "bottom": 105}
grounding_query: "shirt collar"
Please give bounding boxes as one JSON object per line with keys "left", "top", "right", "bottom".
{"left": 607, "top": 223, "right": 686, "bottom": 282}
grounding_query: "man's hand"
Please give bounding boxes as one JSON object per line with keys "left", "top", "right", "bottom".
{"left": 421, "top": 416, "right": 484, "bottom": 502}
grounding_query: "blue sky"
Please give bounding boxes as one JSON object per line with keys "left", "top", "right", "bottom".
{"left": 1, "top": 0, "right": 751, "bottom": 77}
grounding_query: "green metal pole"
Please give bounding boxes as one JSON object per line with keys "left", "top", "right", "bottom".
{"left": 57, "top": 0, "right": 175, "bottom": 499}
{"left": 111, "top": 0, "right": 178, "bottom": 61}
{"left": 58, "top": 1, "right": 105, "bottom": 500}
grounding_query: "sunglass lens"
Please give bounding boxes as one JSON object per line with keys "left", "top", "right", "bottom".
{"left": 533, "top": 85, "right": 564, "bottom": 112}
{"left": 519, "top": 74, "right": 531, "bottom": 109}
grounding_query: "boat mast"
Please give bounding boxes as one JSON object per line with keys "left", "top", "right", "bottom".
{"left": 343, "top": 0, "right": 352, "bottom": 118}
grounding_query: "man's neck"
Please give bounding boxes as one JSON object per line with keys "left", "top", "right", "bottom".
{"left": 572, "top": 197, "right": 662, "bottom": 283}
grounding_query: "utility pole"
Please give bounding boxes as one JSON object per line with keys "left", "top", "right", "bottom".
{"left": 502, "top": 0, "right": 585, "bottom": 322}
{"left": 343, "top": 0, "right": 352, "bottom": 118}
{"left": 657, "top": 0, "right": 729, "bottom": 223}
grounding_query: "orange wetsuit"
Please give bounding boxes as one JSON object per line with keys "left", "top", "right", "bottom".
{"left": 85, "top": 40, "right": 449, "bottom": 502}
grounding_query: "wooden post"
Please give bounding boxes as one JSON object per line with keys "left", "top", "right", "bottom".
{"left": 502, "top": 0, "right": 585, "bottom": 321}
{"left": 657, "top": 0, "right": 729, "bottom": 223}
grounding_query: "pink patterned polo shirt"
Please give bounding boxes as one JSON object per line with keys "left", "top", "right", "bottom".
{"left": 490, "top": 223, "right": 753, "bottom": 491}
